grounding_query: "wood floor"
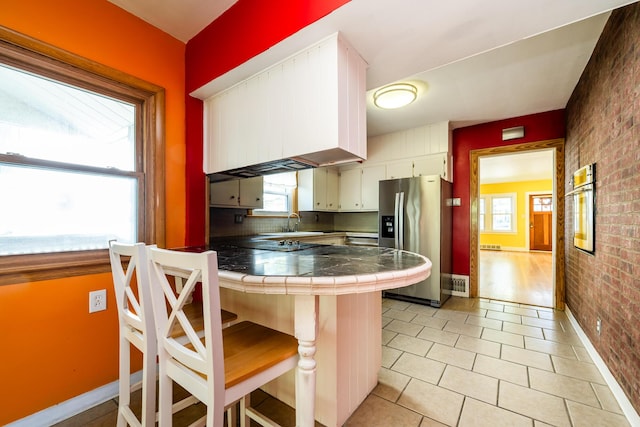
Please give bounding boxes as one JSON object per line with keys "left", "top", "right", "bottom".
{"left": 479, "top": 250, "right": 553, "bottom": 307}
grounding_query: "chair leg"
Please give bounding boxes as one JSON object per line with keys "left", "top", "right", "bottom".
{"left": 226, "top": 403, "right": 238, "bottom": 427}
{"left": 140, "top": 347, "right": 157, "bottom": 427}
{"left": 240, "top": 395, "right": 250, "bottom": 427}
{"left": 116, "top": 335, "right": 130, "bottom": 427}
{"left": 157, "top": 366, "right": 173, "bottom": 427}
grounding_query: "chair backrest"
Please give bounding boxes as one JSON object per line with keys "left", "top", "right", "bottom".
{"left": 109, "top": 241, "right": 156, "bottom": 351}
{"left": 146, "top": 247, "right": 225, "bottom": 414}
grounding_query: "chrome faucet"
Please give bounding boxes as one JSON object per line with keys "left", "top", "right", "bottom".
{"left": 286, "top": 212, "right": 300, "bottom": 232}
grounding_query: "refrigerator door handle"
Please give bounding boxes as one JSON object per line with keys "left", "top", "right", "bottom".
{"left": 398, "top": 191, "right": 405, "bottom": 250}
{"left": 394, "top": 192, "right": 400, "bottom": 249}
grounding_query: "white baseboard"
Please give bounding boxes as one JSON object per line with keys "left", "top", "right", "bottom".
{"left": 565, "top": 306, "right": 640, "bottom": 426}
{"left": 6, "top": 371, "right": 142, "bottom": 427}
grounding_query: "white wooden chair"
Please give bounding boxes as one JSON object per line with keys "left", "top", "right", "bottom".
{"left": 146, "top": 247, "right": 300, "bottom": 427}
{"left": 109, "top": 242, "right": 238, "bottom": 427}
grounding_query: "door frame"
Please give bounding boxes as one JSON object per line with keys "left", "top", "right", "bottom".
{"left": 469, "top": 138, "right": 565, "bottom": 310}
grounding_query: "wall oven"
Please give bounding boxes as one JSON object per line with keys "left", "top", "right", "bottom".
{"left": 568, "top": 164, "right": 595, "bottom": 253}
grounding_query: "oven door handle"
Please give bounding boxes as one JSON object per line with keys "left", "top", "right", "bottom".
{"left": 565, "top": 183, "right": 594, "bottom": 196}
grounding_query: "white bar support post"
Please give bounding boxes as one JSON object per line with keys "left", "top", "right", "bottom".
{"left": 294, "top": 295, "right": 319, "bottom": 427}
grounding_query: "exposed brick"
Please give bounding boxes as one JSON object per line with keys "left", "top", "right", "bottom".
{"left": 565, "top": 2, "right": 640, "bottom": 413}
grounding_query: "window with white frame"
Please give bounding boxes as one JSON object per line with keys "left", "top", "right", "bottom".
{"left": 479, "top": 193, "right": 517, "bottom": 232}
{"left": 254, "top": 171, "right": 296, "bottom": 214}
{"left": 0, "top": 29, "right": 164, "bottom": 285}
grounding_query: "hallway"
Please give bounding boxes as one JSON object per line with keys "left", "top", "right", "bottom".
{"left": 479, "top": 250, "right": 553, "bottom": 307}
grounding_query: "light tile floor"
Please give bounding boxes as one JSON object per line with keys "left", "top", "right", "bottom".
{"left": 53, "top": 296, "right": 634, "bottom": 427}
{"left": 344, "top": 297, "right": 632, "bottom": 427}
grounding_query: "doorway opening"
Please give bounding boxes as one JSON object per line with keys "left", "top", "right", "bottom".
{"left": 469, "top": 139, "right": 565, "bottom": 310}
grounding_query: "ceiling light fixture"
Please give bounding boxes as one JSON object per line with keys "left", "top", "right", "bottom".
{"left": 373, "top": 83, "right": 418, "bottom": 109}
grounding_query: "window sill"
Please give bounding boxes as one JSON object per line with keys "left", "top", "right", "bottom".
{"left": 0, "top": 250, "right": 111, "bottom": 286}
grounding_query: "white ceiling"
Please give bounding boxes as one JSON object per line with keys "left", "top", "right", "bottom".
{"left": 107, "top": 0, "right": 237, "bottom": 42}
{"left": 480, "top": 151, "right": 554, "bottom": 184}
{"left": 108, "top": 0, "right": 636, "bottom": 180}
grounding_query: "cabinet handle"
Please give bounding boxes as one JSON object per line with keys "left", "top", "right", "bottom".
{"left": 256, "top": 198, "right": 261, "bottom": 201}
{"left": 230, "top": 195, "right": 235, "bottom": 199}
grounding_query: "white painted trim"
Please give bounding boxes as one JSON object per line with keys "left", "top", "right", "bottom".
{"left": 565, "top": 306, "right": 640, "bottom": 426}
{"left": 6, "top": 371, "right": 143, "bottom": 427}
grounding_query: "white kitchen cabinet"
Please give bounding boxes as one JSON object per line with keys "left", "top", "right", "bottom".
{"left": 338, "top": 168, "right": 361, "bottom": 210}
{"left": 367, "top": 121, "right": 450, "bottom": 164}
{"left": 298, "top": 167, "right": 339, "bottom": 211}
{"left": 414, "top": 152, "right": 448, "bottom": 179}
{"left": 325, "top": 168, "right": 339, "bottom": 210}
{"left": 338, "top": 164, "right": 385, "bottom": 211}
{"left": 210, "top": 176, "right": 263, "bottom": 208}
{"left": 386, "top": 160, "right": 413, "bottom": 179}
{"left": 203, "top": 33, "right": 367, "bottom": 174}
{"left": 361, "top": 165, "right": 386, "bottom": 210}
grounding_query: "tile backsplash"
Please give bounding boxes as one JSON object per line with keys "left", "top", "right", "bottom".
{"left": 209, "top": 208, "right": 378, "bottom": 238}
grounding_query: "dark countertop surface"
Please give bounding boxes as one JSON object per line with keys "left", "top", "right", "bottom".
{"left": 187, "top": 237, "right": 428, "bottom": 278}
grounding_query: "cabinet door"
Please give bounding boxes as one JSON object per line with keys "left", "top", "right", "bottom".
{"left": 413, "top": 153, "right": 447, "bottom": 179}
{"left": 239, "top": 176, "right": 264, "bottom": 208}
{"left": 361, "top": 165, "right": 386, "bottom": 211}
{"left": 386, "top": 160, "right": 413, "bottom": 179}
{"left": 297, "top": 168, "right": 314, "bottom": 211}
{"left": 313, "top": 168, "right": 328, "bottom": 210}
{"left": 325, "top": 168, "right": 339, "bottom": 211}
{"left": 210, "top": 180, "right": 239, "bottom": 206}
{"left": 339, "top": 168, "right": 362, "bottom": 211}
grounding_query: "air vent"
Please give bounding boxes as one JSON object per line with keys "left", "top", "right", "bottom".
{"left": 451, "top": 275, "right": 469, "bottom": 297}
{"left": 208, "top": 157, "right": 316, "bottom": 182}
{"left": 480, "top": 244, "right": 502, "bottom": 250}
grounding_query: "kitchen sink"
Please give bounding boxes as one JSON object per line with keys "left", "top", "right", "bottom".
{"left": 236, "top": 239, "right": 324, "bottom": 252}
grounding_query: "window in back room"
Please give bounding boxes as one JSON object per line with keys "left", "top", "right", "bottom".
{"left": 253, "top": 171, "right": 297, "bottom": 214}
{"left": 478, "top": 193, "right": 517, "bottom": 233}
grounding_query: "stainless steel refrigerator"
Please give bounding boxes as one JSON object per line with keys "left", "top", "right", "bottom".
{"left": 379, "top": 175, "right": 452, "bottom": 307}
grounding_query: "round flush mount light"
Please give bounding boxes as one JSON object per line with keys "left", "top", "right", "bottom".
{"left": 373, "top": 83, "right": 418, "bottom": 109}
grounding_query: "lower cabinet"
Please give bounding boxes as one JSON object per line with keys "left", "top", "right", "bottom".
{"left": 210, "top": 176, "right": 263, "bottom": 208}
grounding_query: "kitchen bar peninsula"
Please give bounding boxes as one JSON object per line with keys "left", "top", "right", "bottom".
{"left": 203, "top": 239, "right": 431, "bottom": 427}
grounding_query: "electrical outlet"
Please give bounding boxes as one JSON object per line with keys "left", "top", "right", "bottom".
{"left": 89, "top": 289, "right": 107, "bottom": 313}
{"left": 596, "top": 318, "right": 602, "bottom": 335}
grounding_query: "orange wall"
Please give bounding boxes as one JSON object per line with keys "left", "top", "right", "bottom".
{"left": 0, "top": 1, "right": 185, "bottom": 423}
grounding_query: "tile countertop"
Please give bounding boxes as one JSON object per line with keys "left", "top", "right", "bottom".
{"left": 183, "top": 237, "right": 432, "bottom": 296}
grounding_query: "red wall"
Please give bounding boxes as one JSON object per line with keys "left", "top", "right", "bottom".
{"left": 184, "top": 0, "right": 350, "bottom": 245}
{"left": 451, "top": 110, "right": 566, "bottom": 275}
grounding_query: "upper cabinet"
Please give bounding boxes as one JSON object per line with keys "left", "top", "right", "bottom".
{"left": 210, "top": 177, "right": 263, "bottom": 208}
{"left": 203, "top": 33, "right": 368, "bottom": 174}
{"left": 368, "top": 121, "right": 452, "bottom": 181}
{"left": 338, "top": 164, "right": 386, "bottom": 211}
{"left": 298, "top": 167, "right": 339, "bottom": 211}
